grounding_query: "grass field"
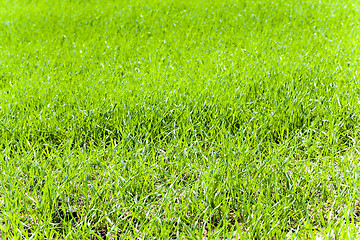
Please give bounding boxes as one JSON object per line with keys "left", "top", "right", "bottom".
{"left": 1, "top": 0, "right": 360, "bottom": 239}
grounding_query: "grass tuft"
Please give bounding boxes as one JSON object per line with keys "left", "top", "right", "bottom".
{"left": 1, "top": 0, "right": 360, "bottom": 238}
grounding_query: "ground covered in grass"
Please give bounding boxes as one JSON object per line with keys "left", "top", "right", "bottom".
{"left": 0, "top": 0, "right": 360, "bottom": 239}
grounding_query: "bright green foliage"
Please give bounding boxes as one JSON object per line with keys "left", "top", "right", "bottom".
{"left": 1, "top": 0, "right": 360, "bottom": 239}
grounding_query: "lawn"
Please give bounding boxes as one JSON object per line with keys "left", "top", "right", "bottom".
{"left": 0, "top": 0, "right": 360, "bottom": 239}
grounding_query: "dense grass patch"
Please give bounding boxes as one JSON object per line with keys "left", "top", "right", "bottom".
{"left": 1, "top": 0, "right": 360, "bottom": 238}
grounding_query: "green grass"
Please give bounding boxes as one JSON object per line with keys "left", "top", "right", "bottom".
{"left": 1, "top": 0, "right": 360, "bottom": 238}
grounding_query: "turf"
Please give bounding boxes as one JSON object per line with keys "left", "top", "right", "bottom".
{"left": 0, "top": 0, "right": 360, "bottom": 239}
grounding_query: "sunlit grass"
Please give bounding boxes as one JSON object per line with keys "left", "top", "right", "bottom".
{"left": 1, "top": 0, "right": 360, "bottom": 239}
